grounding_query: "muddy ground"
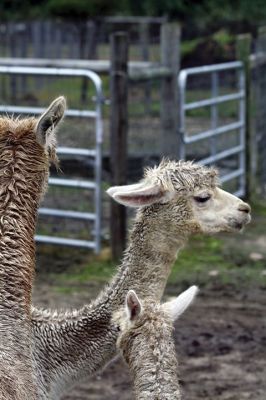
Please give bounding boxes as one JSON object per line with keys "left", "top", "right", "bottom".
{"left": 34, "top": 212, "right": 266, "bottom": 400}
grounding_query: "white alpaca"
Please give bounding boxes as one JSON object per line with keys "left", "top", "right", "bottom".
{"left": 31, "top": 160, "right": 251, "bottom": 398}
{"left": 114, "top": 286, "right": 198, "bottom": 400}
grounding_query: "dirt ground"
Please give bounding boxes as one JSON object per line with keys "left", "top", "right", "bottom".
{"left": 33, "top": 213, "right": 266, "bottom": 400}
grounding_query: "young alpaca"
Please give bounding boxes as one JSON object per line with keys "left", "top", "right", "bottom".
{"left": 31, "top": 160, "right": 251, "bottom": 398}
{"left": 114, "top": 286, "right": 198, "bottom": 400}
{"left": 0, "top": 97, "right": 66, "bottom": 399}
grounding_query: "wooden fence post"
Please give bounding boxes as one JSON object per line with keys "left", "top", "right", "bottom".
{"left": 110, "top": 32, "right": 129, "bottom": 260}
{"left": 255, "top": 27, "right": 266, "bottom": 199}
{"left": 160, "top": 23, "right": 181, "bottom": 159}
{"left": 236, "top": 33, "right": 253, "bottom": 199}
{"left": 140, "top": 22, "right": 151, "bottom": 114}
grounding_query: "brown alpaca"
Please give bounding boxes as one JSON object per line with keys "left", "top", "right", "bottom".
{"left": 31, "top": 160, "right": 251, "bottom": 398}
{"left": 0, "top": 97, "right": 66, "bottom": 399}
{"left": 114, "top": 286, "right": 198, "bottom": 399}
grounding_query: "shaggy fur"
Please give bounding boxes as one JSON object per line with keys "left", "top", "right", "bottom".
{"left": 31, "top": 160, "right": 251, "bottom": 399}
{"left": 116, "top": 301, "right": 181, "bottom": 399}
{"left": 114, "top": 287, "right": 198, "bottom": 400}
{"left": 144, "top": 159, "right": 218, "bottom": 193}
{"left": 0, "top": 97, "right": 65, "bottom": 399}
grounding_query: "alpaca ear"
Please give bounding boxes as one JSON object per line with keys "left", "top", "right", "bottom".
{"left": 162, "top": 286, "right": 199, "bottom": 321}
{"left": 36, "top": 96, "right": 66, "bottom": 146}
{"left": 107, "top": 182, "right": 173, "bottom": 208}
{"left": 126, "top": 290, "right": 142, "bottom": 321}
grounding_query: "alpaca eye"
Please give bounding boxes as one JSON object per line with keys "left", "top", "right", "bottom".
{"left": 194, "top": 195, "right": 211, "bottom": 203}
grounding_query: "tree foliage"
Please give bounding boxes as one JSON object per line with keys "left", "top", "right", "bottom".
{"left": 44, "top": 0, "right": 127, "bottom": 19}
{"left": 0, "top": 0, "right": 37, "bottom": 20}
{"left": 1, "top": 0, "right": 266, "bottom": 35}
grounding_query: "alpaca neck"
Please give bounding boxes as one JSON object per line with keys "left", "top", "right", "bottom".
{"left": 0, "top": 224, "right": 36, "bottom": 323}
{"left": 101, "top": 205, "right": 189, "bottom": 307}
{"left": 0, "top": 162, "right": 40, "bottom": 322}
{"left": 132, "top": 353, "right": 181, "bottom": 400}
{"left": 0, "top": 149, "right": 43, "bottom": 399}
{"left": 125, "top": 323, "right": 181, "bottom": 400}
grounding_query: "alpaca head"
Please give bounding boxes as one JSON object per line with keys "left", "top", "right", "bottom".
{"left": 107, "top": 160, "right": 251, "bottom": 236}
{"left": 0, "top": 96, "right": 66, "bottom": 203}
{"left": 114, "top": 286, "right": 198, "bottom": 353}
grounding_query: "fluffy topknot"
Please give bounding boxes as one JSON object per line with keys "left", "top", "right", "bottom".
{"left": 144, "top": 159, "right": 218, "bottom": 193}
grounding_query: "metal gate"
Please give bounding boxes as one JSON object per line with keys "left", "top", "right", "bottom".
{"left": 178, "top": 61, "right": 246, "bottom": 197}
{"left": 0, "top": 66, "right": 103, "bottom": 253}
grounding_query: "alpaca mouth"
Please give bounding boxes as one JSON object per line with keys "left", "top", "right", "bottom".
{"left": 231, "top": 221, "right": 244, "bottom": 231}
{"left": 228, "top": 215, "right": 251, "bottom": 232}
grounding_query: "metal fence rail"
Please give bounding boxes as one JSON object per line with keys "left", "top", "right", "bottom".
{"left": 0, "top": 65, "right": 103, "bottom": 253}
{"left": 178, "top": 61, "right": 246, "bottom": 197}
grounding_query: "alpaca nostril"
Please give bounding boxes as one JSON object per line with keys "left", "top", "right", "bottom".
{"left": 238, "top": 202, "right": 251, "bottom": 214}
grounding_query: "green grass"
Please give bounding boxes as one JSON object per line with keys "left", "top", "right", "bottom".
{"left": 181, "top": 38, "right": 202, "bottom": 57}
{"left": 58, "top": 260, "right": 116, "bottom": 284}
{"left": 169, "top": 240, "right": 265, "bottom": 287}
{"left": 0, "top": 74, "right": 110, "bottom": 111}
{"left": 128, "top": 87, "right": 240, "bottom": 119}
{"left": 186, "top": 88, "right": 239, "bottom": 119}
{"left": 250, "top": 200, "right": 266, "bottom": 217}
{"left": 212, "top": 29, "right": 234, "bottom": 46}
{"left": 169, "top": 235, "right": 231, "bottom": 285}
{"left": 51, "top": 260, "right": 116, "bottom": 295}
{"left": 54, "top": 286, "right": 77, "bottom": 295}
